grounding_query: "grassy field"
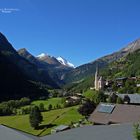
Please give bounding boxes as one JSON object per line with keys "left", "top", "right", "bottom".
{"left": 18, "top": 97, "right": 63, "bottom": 112}
{"left": 0, "top": 106, "right": 84, "bottom": 136}
{"left": 83, "top": 89, "right": 95, "bottom": 99}
{"left": 32, "top": 97, "right": 63, "bottom": 109}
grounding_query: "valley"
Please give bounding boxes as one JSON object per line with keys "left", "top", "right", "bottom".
{"left": 0, "top": 32, "right": 140, "bottom": 139}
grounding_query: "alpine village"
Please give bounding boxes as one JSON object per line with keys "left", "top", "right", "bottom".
{"left": 0, "top": 32, "right": 140, "bottom": 140}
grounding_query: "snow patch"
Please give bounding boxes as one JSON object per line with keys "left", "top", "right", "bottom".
{"left": 57, "top": 56, "right": 75, "bottom": 68}
{"left": 37, "top": 53, "right": 46, "bottom": 58}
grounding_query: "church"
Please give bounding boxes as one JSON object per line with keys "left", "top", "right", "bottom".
{"left": 94, "top": 67, "right": 104, "bottom": 91}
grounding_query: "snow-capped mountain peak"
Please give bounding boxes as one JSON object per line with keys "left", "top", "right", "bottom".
{"left": 37, "top": 53, "right": 75, "bottom": 68}
{"left": 37, "top": 53, "right": 46, "bottom": 58}
{"left": 57, "top": 56, "right": 75, "bottom": 68}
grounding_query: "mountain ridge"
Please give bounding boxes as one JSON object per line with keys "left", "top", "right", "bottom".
{"left": 36, "top": 53, "right": 75, "bottom": 68}
{"left": 63, "top": 38, "right": 140, "bottom": 83}
{"left": 0, "top": 32, "right": 59, "bottom": 87}
{"left": 18, "top": 48, "right": 74, "bottom": 86}
{"left": 1, "top": 32, "right": 140, "bottom": 88}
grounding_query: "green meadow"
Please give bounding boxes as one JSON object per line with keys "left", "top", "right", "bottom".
{"left": 0, "top": 106, "right": 84, "bottom": 136}
{"left": 31, "top": 97, "right": 63, "bottom": 109}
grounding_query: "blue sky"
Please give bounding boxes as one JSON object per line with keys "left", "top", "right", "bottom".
{"left": 0, "top": 0, "right": 140, "bottom": 67}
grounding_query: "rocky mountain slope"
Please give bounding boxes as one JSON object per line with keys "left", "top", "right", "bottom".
{"left": 18, "top": 49, "right": 74, "bottom": 85}
{"left": 36, "top": 53, "right": 74, "bottom": 68}
{"left": 37, "top": 53, "right": 61, "bottom": 65}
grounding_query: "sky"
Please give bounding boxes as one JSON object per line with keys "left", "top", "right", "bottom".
{"left": 0, "top": 0, "right": 140, "bottom": 67}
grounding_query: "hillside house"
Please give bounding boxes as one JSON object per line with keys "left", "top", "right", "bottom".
{"left": 89, "top": 103, "right": 140, "bottom": 125}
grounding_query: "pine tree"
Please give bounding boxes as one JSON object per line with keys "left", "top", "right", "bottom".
{"left": 29, "top": 106, "right": 43, "bottom": 129}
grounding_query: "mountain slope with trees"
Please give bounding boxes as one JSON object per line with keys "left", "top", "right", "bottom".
{"left": 101, "top": 49, "right": 140, "bottom": 79}
{"left": 63, "top": 38, "right": 140, "bottom": 84}
{"left": 0, "top": 32, "right": 59, "bottom": 101}
{"left": 0, "top": 50, "right": 48, "bottom": 101}
{"left": 64, "top": 49, "right": 140, "bottom": 93}
{"left": 64, "top": 41, "right": 140, "bottom": 93}
{"left": 0, "top": 32, "right": 59, "bottom": 88}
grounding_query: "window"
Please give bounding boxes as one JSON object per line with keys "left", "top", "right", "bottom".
{"left": 98, "top": 104, "right": 115, "bottom": 113}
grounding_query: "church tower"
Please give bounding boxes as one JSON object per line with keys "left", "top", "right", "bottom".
{"left": 94, "top": 67, "right": 104, "bottom": 91}
{"left": 94, "top": 67, "right": 99, "bottom": 90}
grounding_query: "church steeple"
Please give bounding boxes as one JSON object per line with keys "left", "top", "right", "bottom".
{"left": 94, "top": 66, "right": 99, "bottom": 90}
{"left": 94, "top": 66, "right": 104, "bottom": 91}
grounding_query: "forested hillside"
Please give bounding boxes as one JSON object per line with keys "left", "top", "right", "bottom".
{"left": 101, "top": 49, "right": 140, "bottom": 78}
{"left": 64, "top": 49, "right": 140, "bottom": 93}
{"left": 0, "top": 32, "right": 58, "bottom": 101}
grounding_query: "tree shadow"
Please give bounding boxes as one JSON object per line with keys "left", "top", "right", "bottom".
{"left": 37, "top": 123, "right": 56, "bottom": 136}
{"left": 37, "top": 123, "right": 56, "bottom": 130}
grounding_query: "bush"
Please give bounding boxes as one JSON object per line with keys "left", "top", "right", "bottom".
{"left": 134, "top": 124, "right": 140, "bottom": 140}
{"left": 21, "top": 107, "right": 31, "bottom": 115}
{"left": 116, "top": 97, "right": 123, "bottom": 104}
{"left": 78, "top": 99, "right": 96, "bottom": 117}
{"left": 0, "top": 97, "right": 31, "bottom": 116}
{"left": 20, "top": 97, "right": 31, "bottom": 106}
{"left": 93, "top": 91, "right": 106, "bottom": 104}
{"left": 123, "top": 95, "right": 130, "bottom": 104}
{"left": 0, "top": 104, "right": 13, "bottom": 116}
{"left": 39, "top": 103, "right": 45, "bottom": 112}
{"left": 48, "top": 104, "right": 52, "bottom": 110}
{"left": 107, "top": 93, "right": 118, "bottom": 103}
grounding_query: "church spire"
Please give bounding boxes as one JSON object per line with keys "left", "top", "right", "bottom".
{"left": 94, "top": 65, "right": 99, "bottom": 90}
{"left": 94, "top": 65, "right": 104, "bottom": 91}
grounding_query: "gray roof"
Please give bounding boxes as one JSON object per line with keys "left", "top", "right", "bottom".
{"left": 0, "top": 123, "right": 135, "bottom": 140}
{"left": 116, "top": 77, "right": 127, "bottom": 80}
{"left": 117, "top": 94, "right": 140, "bottom": 104}
{"left": 41, "top": 123, "right": 134, "bottom": 140}
{"left": 0, "top": 125, "right": 40, "bottom": 140}
{"left": 89, "top": 103, "right": 140, "bottom": 124}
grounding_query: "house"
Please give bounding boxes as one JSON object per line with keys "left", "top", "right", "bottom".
{"left": 51, "top": 125, "right": 70, "bottom": 134}
{"left": 115, "top": 77, "right": 127, "bottom": 87}
{"left": 89, "top": 103, "right": 140, "bottom": 125}
{"left": 41, "top": 123, "right": 134, "bottom": 140}
{"left": 65, "top": 96, "right": 81, "bottom": 104}
{"left": 75, "top": 93, "right": 83, "bottom": 97}
{"left": 117, "top": 94, "right": 140, "bottom": 105}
